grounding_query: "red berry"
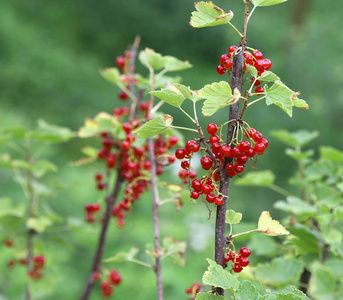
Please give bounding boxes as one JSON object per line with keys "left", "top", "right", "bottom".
{"left": 207, "top": 123, "right": 218, "bottom": 135}
{"left": 255, "top": 143, "right": 265, "bottom": 155}
{"left": 101, "top": 281, "right": 113, "bottom": 297}
{"left": 254, "top": 59, "right": 265, "bottom": 72}
{"left": 144, "top": 160, "right": 151, "bottom": 170}
{"left": 116, "top": 218, "right": 125, "bottom": 228}
{"left": 191, "top": 179, "right": 202, "bottom": 191}
{"left": 168, "top": 156, "right": 175, "bottom": 164}
{"left": 219, "top": 54, "right": 230, "bottom": 66}
{"left": 231, "top": 147, "right": 241, "bottom": 158}
{"left": 175, "top": 148, "right": 186, "bottom": 160}
{"left": 252, "top": 131, "right": 263, "bottom": 143}
{"left": 211, "top": 142, "right": 221, "bottom": 154}
{"left": 33, "top": 255, "right": 45, "bottom": 269}
{"left": 8, "top": 260, "right": 15, "bottom": 268}
{"left": 234, "top": 164, "right": 244, "bottom": 174}
{"left": 97, "top": 182, "right": 106, "bottom": 190}
{"left": 92, "top": 272, "right": 101, "bottom": 281}
{"left": 252, "top": 50, "right": 263, "bottom": 60}
{"left": 255, "top": 87, "right": 264, "bottom": 94}
{"left": 240, "top": 257, "right": 249, "bottom": 267}
{"left": 228, "top": 45, "right": 238, "bottom": 54}
{"left": 4, "top": 239, "right": 14, "bottom": 247}
{"left": 245, "top": 128, "right": 256, "bottom": 139}
{"left": 216, "top": 65, "right": 226, "bottom": 75}
{"left": 185, "top": 287, "right": 192, "bottom": 294}
{"left": 240, "top": 247, "right": 251, "bottom": 258}
{"left": 181, "top": 160, "right": 190, "bottom": 170}
{"left": 189, "top": 170, "right": 197, "bottom": 179}
{"left": 115, "top": 56, "right": 125, "bottom": 68}
{"left": 237, "top": 141, "right": 251, "bottom": 152}
{"left": 232, "top": 263, "right": 243, "bottom": 273}
{"left": 236, "top": 155, "right": 248, "bottom": 165}
{"left": 200, "top": 156, "right": 213, "bottom": 170}
{"left": 202, "top": 184, "right": 212, "bottom": 194}
{"left": 178, "top": 169, "right": 188, "bottom": 179}
{"left": 206, "top": 193, "right": 215, "bottom": 203}
{"left": 191, "top": 191, "right": 200, "bottom": 199}
{"left": 118, "top": 91, "right": 129, "bottom": 101}
{"left": 102, "top": 138, "right": 112, "bottom": 148}
{"left": 215, "top": 196, "right": 224, "bottom": 206}
{"left": 122, "top": 140, "right": 130, "bottom": 150}
{"left": 168, "top": 136, "right": 178, "bottom": 147}
{"left": 109, "top": 269, "right": 122, "bottom": 285}
{"left": 209, "top": 134, "right": 220, "bottom": 144}
{"left": 95, "top": 173, "right": 103, "bottom": 182}
{"left": 244, "top": 52, "right": 254, "bottom": 65}
{"left": 223, "top": 59, "right": 233, "bottom": 69}
{"left": 185, "top": 140, "right": 198, "bottom": 153}
{"left": 246, "top": 147, "right": 255, "bottom": 157}
{"left": 263, "top": 58, "right": 272, "bottom": 70}
{"left": 91, "top": 203, "right": 101, "bottom": 212}
{"left": 262, "top": 138, "right": 269, "bottom": 148}
{"left": 220, "top": 144, "right": 231, "bottom": 157}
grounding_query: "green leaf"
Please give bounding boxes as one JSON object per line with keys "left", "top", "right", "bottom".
{"left": 258, "top": 71, "right": 279, "bottom": 82}
{"left": 225, "top": 210, "right": 242, "bottom": 225}
{"left": 139, "top": 48, "right": 166, "bottom": 70}
{"left": 235, "top": 170, "right": 275, "bottom": 187}
{"left": 235, "top": 280, "right": 259, "bottom": 300}
{"left": 199, "top": 81, "right": 235, "bottom": 116}
{"left": 254, "top": 0, "right": 287, "bottom": 7}
{"left": 309, "top": 265, "right": 336, "bottom": 297}
{"left": 264, "top": 81, "right": 294, "bottom": 117}
{"left": 162, "top": 235, "right": 187, "bottom": 266}
{"left": 32, "top": 159, "right": 57, "bottom": 178}
{"left": 292, "top": 98, "right": 309, "bottom": 110}
{"left": 247, "top": 234, "right": 278, "bottom": 256}
{"left": 246, "top": 64, "right": 258, "bottom": 78}
{"left": 173, "top": 84, "right": 201, "bottom": 101}
{"left": 78, "top": 112, "right": 120, "bottom": 138}
{"left": 274, "top": 286, "right": 310, "bottom": 300}
{"left": 287, "top": 224, "right": 323, "bottom": 254}
{"left": 320, "top": 146, "right": 343, "bottom": 162}
{"left": 0, "top": 197, "right": 25, "bottom": 218}
{"left": 202, "top": 258, "right": 239, "bottom": 292}
{"left": 190, "top": 1, "right": 234, "bottom": 28}
{"left": 275, "top": 294, "right": 305, "bottom": 300}
{"left": 26, "top": 216, "right": 52, "bottom": 233}
{"left": 134, "top": 117, "right": 168, "bottom": 138}
{"left": 150, "top": 89, "right": 185, "bottom": 107}
{"left": 274, "top": 196, "right": 316, "bottom": 217}
{"left": 271, "top": 130, "right": 319, "bottom": 148}
{"left": 285, "top": 148, "right": 314, "bottom": 161}
{"left": 164, "top": 56, "right": 192, "bottom": 72}
{"left": 32, "top": 119, "right": 75, "bottom": 143}
{"left": 104, "top": 248, "right": 139, "bottom": 263}
{"left": 325, "top": 259, "right": 343, "bottom": 276}
{"left": 12, "top": 159, "right": 31, "bottom": 170}
{"left": 258, "top": 211, "right": 289, "bottom": 236}
{"left": 99, "top": 68, "right": 120, "bottom": 85}
{"left": 196, "top": 293, "right": 225, "bottom": 300}
{"left": 254, "top": 257, "right": 303, "bottom": 288}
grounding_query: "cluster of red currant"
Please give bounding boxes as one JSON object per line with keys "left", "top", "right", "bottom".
{"left": 185, "top": 282, "right": 201, "bottom": 299}
{"left": 92, "top": 269, "right": 122, "bottom": 298}
{"left": 216, "top": 45, "right": 272, "bottom": 94}
{"left": 225, "top": 246, "right": 250, "bottom": 273}
{"left": 84, "top": 202, "right": 101, "bottom": 223}
{"left": 28, "top": 255, "right": 46, "bottom": 280}
{"left": 174, "top": 122, "right": 268, "bottom": 205}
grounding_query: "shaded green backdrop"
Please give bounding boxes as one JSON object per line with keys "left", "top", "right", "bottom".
{"left": 0, "top": 0, "right": 342, "bottom": 299}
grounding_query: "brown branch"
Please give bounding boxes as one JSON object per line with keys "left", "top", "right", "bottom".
{"left": 80, "top": 173, "right": 124, "bottom": 300}
{"left": 213, "top": 2, "right": 248, "bottom": 296}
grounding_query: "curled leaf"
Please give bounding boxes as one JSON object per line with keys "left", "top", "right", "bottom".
{"left": 258, "top": 211, "right": 289, "bottom": 236}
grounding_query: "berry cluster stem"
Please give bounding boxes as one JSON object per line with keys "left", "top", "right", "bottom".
{"left": 80, "top": 173, "right": 124, "bottom": 300}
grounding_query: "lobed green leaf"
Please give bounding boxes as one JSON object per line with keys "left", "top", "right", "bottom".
{"left": 104, "top": 248, "right": 139, "bottom": 263}
{"left": 190, "top": 1, "right": 234, "bottom": 28}
{"left": 32, "top": 119, "right": 75, "bottom": 143}
{"left": 134, "top": 117, "right": 169, "bottom": 138}
{"left": 225, "top": 210, "right": 242, "bottom": 225}
{"left": 264, "top": 81, "right": 293, "bottom": 117}
{"left": 271, "top": 129, "right": 319, "bottom": 148}
{"left": 258, "top": 71, "right": 279, "bottom": 82}
{"left": 235, "top": 280, "right": 259, "bottom": 300}
{"left": 150, "top": 89, "right": 185, "bottom": 107}
{"left": 320, "top": 146, "right": 343, "bottom": 162}
{"left": 100, "top": 68, "right": 120, "bottom": 85}
{"left": 173, "top": 83, "right": 201, "bottom": 101}
{"left": 139, "top": 48, "right": 166, "bottom": 70}
{"left": 274, "top": 196, "right": 317, "bottom": 217}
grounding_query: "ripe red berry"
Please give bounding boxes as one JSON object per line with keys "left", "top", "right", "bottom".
{"left": 216, "top": 65, "right": 226, "bottom": 75}
{"left": 191, "top": 179, "right": 202, "bottom": 191}
{"left": 209, "top": 134, "right": 220, "bottom": 144}
{"left": 115, "top": 56, "right": 125, "bottom": 68}
{"left": 240, "top": 257, "right": 249, "bottom": 267}
{"left": 252, "top": 131, "right": 263, "bottom": 143}
{"left": 246, "top": 147, "right": 255, "bottom": 158}
{"left": 168, "top": 156, "right": 175, "bottom": 164}
{"left": 223, "top": 59, "right": 233, "bottom": 69}
{"left": 181, "top": 160, "right": 190, "bottom": 170}
{"left": 228, "top": 45, "right": 238, "bottom": 54}
{"left": 263, "top": 58, "right": 272, "bottom": 70}
{"left": 245, "top": 128, "right": 256, "bottom": 139}
{"left": 202, "top": 184, "right": 212, "bottom": 194}
{"left": 254, "top": 59, "right": 265, "bottom": 71}
{"left": 97, "top": 182, "right": 106, "bottom": 190}
{"left": 207, "top": 123, "right": 218, "bottom": 135}
{"left": 185, "top": 140, "right": 199, "bottom": 153}
{"left": 252, "top": 50, "right": 263, "bottom": 60}
{"left": 206, "top": 193, "right": 215, "bottom": 203}
{"left": 244, "top": 52, "right": 254, "bottom": 65}
{"left": 262, "top": 138, "right": 269, "bottom": 148}
{"left": 191, "top": 191, "right": 200, "bottom": 199}
{"left": 175, "top": 148, "right": 186, "bottom": 159}
{"left": 168, "top": 136, "right": 178, "bottom": 147}
{"left": 215, "top": 196, "right": 224, "bottom": 206}
{"left": 255, "top": 87, "right": 264, "bottom": 94}
{"left": 33, "top": 255, "right": 45, "bottom": 269}
{"left": 101, "top": 281, "right": 113, "bottom": 297}
{"left": 109, "top": 269, "right": 122, "bottom": 285}
{"left": 189, "top": 170, "right": 197, "bottom": 179}
{"left": 95, "top": 173, "right": 103, "bottom": 182}
{"left": 185, "top": 287, "right": 192, "bottom": 294}
{"left": 118, "top": 91, "right": 129, "bottom": 101}
{"left": 92, "top": 272, "right": 101, "bottom": 281}
{"left": 219, "top": 54, "right": 231, "bottom": 66}
{"left": 234, "top": 164, "right": 244, "bottom": 174}
{"left": 240, "top": 247, "right": 251, "bottom": 258}
{"left": 255, "top": 143, "right": 266, "bottom": 155}
{"left": 232, "top": 263, "right": 243, "bottom": 273}
{"left": 236, "top": 155, "right": 248, "bottom": 165}
{"left": 8, "top": 260, "right": 15, "bottom": 268}
{"left": 91, "top": 203, "right": 101, "bottom": 212}
{"left": 4, "top": 239, "right": 14, "bottom": 247}
{"left": 122, "top": 140, "right": 130, "bottom": 150}
{"left": 102, "top": 138, "right": 112, "bottom": 148}
{"left": 200, "top": 156, "right": 213, "bottom": 170}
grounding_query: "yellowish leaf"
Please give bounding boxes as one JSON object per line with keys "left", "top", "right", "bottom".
{"left": 258, "top": 211, "right": 289, "bottom": 236}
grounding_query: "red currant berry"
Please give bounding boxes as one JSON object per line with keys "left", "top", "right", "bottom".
{"left": 216, "top": 65, "right": 226, "bottom": 75}
{"left": 92, "top": 272, "right": 101, "bottom": 281}
{"left": 118, "top": 91, "right": 129, "bottom": 101}
{"left": 189, "top": 170, "right": 197, "bottom": 179}
{"left": 95, "top": 173, "right": 103, "bottom": 182}
{"left": 244, "top": 52, "right": 254, "bottom": 65}
{"left": 228, "top": 45, "right": 238, "bottom": 54}
{"left": 168, "top": 136, "right": 178, "bottom": 147}
{"left": 223, "top": 59, "right": 233, "bottom": 69}
{"left": 211, "top": 142, "right": 221, "bottom": 154}
{"left": 175, "top": 148, "right": 186, "bottom": 160}
{"left": 168, "top": 156, "right": 176, "bottom": 164}
{"left": 255, "top": 59, "right": 265, "bottom": 71}
{"left": 33, "top": 255, "right": 45, "bottom": 269}
{"left": 215, "top": 196, "right": 224, "bottom": 206}
{"left": 237, "top": 141, "right": 251, "bottom": 152}
{"left": 220, "top": 54, "right": 231, "bottom": 66}
{"left": 191, "top": 191, "right": 200, "bottom": 199}
{"left": 181, "top": 160, "right": 190, "bottom": 170}
{"left": 255, "top": 87, "right": 264, "bottom": 94}
{"left": 240, "top": 247, "right": 251, "bottom": 258}
{"left": 122, "top": 140, "right": 130, "bottom": 150}
{"left": 234, "top": 164, "right": 244, "bottom": 174}
{"left": 206, "top": 193, "right": 215, "bottom": 203}
{"left": 231, "top": 147, "right": 242, "bottom": 158}
{"left": 214, "top": 172, "right": 220, "bottom": 181}
{"left": 201, "top": 156, "right": 213, "bottom": 170}
{"left": 246, "top": 147, "right": 255, "bottom": 157}
{"left": 207, "top": 123, "right": 218, "bottom": 135}
{"left": 109, "top": 269, "right": 122, "bottom": 285}
{"left": 236, "top": 155, "right": 248, "bottom": 165}
{"left": 185, "top": 140, "right": 197, "bottom": 153}
{"left": 263, "top": 58, "right": 272, "bottom": 70}
{"left": 191, "top": 179, "right": 202, "bottom": 191}
{"left": 252, "top": 131, "right": 263, "bottom": 143}
{"left": 240, "top": 257, "right": 249, "bottom": 267}
{"left": 220, "top": 144, "right": 231, "bottom": 157}
{"left": 252, "top": 50, "right": 263, "bottom": 60}
{"left": 209, "top": 134, "right": 220, "bottom": 144}
{"left": 101, "top": 281, "right": 113, "bottom": 297}
{"left": 97, "top": 183, "right": 106, "bottom": 190}
{"left": 202, "top": 184, "right": 212, "bottom": 194}
{"left": 261, "top": 138, "right": 269, "bottom": 148}
{"left": 185, "top": 287, "right": 192, "bottom": 294}
{"left": 115, "top": 56, "right": 125, "bottom": 68}
{"left": 245, "top": 128, "right": 256, "bottom": 139}
{"left": 255, "top": 143, "right": 266, "bottom": 155}
{"left": 179, "top": 169, "right": 188, "bottom": 179}
{"left": 232, "top": 263, "right": 243, "bottom": 273}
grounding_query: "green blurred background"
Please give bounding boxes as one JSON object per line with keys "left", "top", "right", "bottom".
{"left": 0, "top": 0, "right": 342, "bottom": 299}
